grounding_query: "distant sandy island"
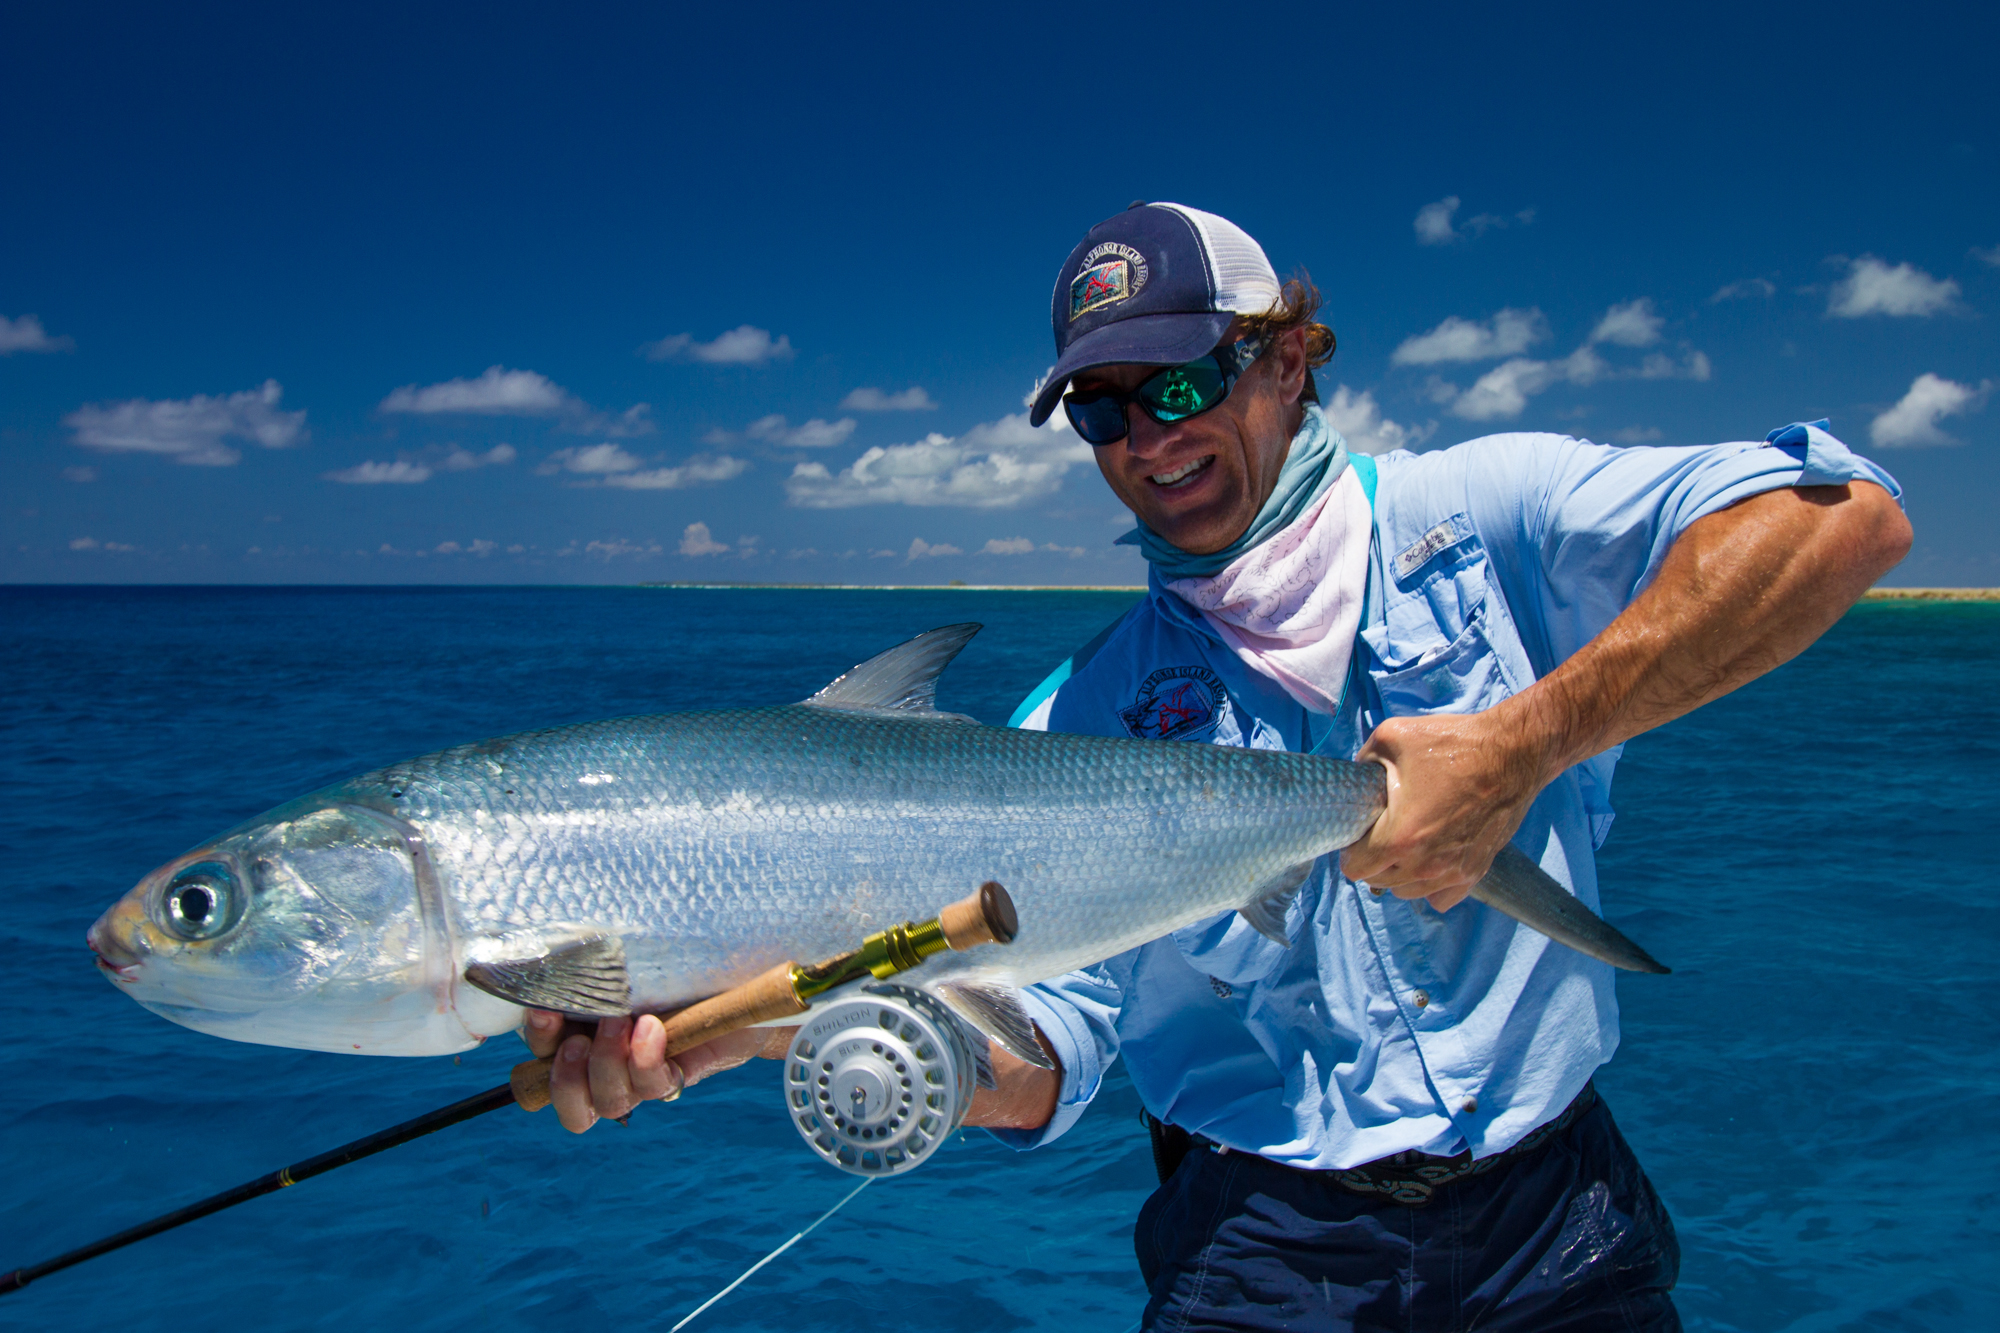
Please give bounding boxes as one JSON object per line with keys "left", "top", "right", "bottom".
{"left": 1862, "top": 588, "right": 2000, "bottom": 601}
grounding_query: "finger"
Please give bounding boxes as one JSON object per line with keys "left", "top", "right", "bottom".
{"left": 628, "top": 1014, "right": 684, "bottom": 1103}
{"left": 551, "top": 1034, "right": 598, "bottom": 1134}
{"left": 1425, "top": 883, "right": 1475, "bottom": 913}
{"left": 522, "top": 1009, "right": 565, "bottom": 1058}
{"left": 588, "top": 1015, "right": 637, "bottom": 1119}
{"left": 676, "top": 1026, "right": 775, "bottom": 1087}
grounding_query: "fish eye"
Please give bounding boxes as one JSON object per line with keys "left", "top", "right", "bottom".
{"left": 160, "top": 862, "right": 241, "bottom": 941}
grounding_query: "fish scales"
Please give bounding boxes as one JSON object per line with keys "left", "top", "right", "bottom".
{"left": 89, "top": 623, "right": 1663, "bottom": 1060}
{"left": 359, "top": 705, "right": 1383, "bottom": 1012}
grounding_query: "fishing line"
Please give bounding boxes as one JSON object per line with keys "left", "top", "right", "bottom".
{"left": 668, "top": 1178, "right": 873, "bottom": 1332}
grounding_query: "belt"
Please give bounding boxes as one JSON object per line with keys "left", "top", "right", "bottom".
{"left": 1149, "top": 1083, "right": 1597, "bottom": 1208}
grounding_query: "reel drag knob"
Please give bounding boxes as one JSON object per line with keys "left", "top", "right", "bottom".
{"left": 783, "top": 983, "right": 976, "bottom": 1177}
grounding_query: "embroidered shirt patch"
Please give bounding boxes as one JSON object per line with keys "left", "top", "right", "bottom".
{"left": 1393, "top": 513, "right": 1474, "bottom": 581}
{"left": 1119, "top": 665, "right": 1226, "bottom": 741}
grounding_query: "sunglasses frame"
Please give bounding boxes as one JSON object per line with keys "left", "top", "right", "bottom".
{"left": 1062, "top": 333, "right": 1269, "bottom": 446}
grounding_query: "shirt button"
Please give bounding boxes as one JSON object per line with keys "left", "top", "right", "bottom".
{"left": 1368, "top": 884, "right": 1383, "bottom": 896}
{"left": 1413, "top": 990, "right": 1430, "bottom": 1008}
{"left": 1462, "top": 1098, "right": 1479, "bottom": 1115}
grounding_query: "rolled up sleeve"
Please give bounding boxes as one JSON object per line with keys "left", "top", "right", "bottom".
{"left": 1455, "top": 420, "right": 1904, "bottom": 676}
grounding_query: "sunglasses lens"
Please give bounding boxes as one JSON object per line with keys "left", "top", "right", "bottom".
{"left": 1140, "top": 359, "right": 1227, "bottom": 422}
{"left": 1064, "top": 395, "right": 1129, "bottom": 444}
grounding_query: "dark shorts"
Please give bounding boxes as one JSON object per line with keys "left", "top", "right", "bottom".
{"left": 1134, "top": 1094, "right": 1681, "bottom": 1332}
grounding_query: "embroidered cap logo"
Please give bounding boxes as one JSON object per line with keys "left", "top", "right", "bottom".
{"left": 1069, "top": 242, "right": 1150, "bottom": 321}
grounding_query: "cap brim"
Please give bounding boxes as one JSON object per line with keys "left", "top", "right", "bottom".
{"left": 1028, "top": 311, "right": 1236, "bottom": 426}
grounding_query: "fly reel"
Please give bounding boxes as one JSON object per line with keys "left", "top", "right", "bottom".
{"left": 784, "top": 983, "right": 978, "bottom": 1177}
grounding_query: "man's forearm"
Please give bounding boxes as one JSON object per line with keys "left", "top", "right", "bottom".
{"left": 1504, "top": 481, "right": 1911, "bottom": 784}
{"left": 1343, "top": 480, "right": 1910, "bottom": 899}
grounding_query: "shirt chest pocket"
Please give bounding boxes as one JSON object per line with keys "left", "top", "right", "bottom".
{"left": 1359, "top": 533, "right": 1523, "bottom": 718}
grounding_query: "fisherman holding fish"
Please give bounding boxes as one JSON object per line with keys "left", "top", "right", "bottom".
{"left": 537, "top": 203, "right": 1909, "bottom": 1330}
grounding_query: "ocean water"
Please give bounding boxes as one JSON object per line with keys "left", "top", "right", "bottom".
{"left": 1, "top": 586, "right": 1994, "bottom": 1333}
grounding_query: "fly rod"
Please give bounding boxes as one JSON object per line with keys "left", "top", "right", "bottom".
{"left": 1, "top": 882, "right": 1016, "bottom": 1297}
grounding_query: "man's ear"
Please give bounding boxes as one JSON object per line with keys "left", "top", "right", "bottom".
{"left": 1274, "top": 326, "right": 1310, "bottom": 406}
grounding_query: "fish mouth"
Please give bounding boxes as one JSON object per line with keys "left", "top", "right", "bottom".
{"left": 1149, "top": 455, "right": 1213, "bottom": 488}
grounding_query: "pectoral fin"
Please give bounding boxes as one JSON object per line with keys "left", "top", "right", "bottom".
{"left": 463, "top": 927, "right": 631, "bottom": 1016}
{"left": 932, "top": 981, "right": 1054, "bottom": 1071}
{"left": 1238, "top": 861, "right": 1316, "bottom": 945}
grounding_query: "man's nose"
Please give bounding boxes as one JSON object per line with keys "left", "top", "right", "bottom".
{"left": 1122, "top": 408, "right": 1180, "bottom": 459}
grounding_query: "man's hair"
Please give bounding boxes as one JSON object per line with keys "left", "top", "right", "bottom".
{"left": 1238, "top": 272, "right": 1336, "bottom": 403}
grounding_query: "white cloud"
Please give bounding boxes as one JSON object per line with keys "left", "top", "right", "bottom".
{"left": 600, "top": 454, "right": 750, "bottom": 489}
{"left": 69, "top": 536, "right": 136, "bottom": 552}
{"left": 1451, "top": 357, "right": 1573, "bottom": 421}
{"left": 981, "top": 537, "right": 1035, "bottom": 554}
{"left": 1392, "top": 308, "right": 1548, "bottom": 365}
{"left": 1974, "top": 244, "right": 2000, "bottom": 268}
{"left": 1588, "top": 299, "right": 1664, "bottom": 348}
{"left": 1433, "top": 301, "right": 1706, "bottom": 421}
{"left": 841, "top": 386, "right": 937, "bottom": 412}
{"left": 908, "top": 538, "right": 964, "bottom": 559}
{"left": 746, "top": 414, "right": 857, "bottom": 448}
{"left": 1828, "top": 257, "right": 1961, "bottom": 318}
{"left": 540, "top": 443, "right": 643, "bottom": 475}
{"left": 1414, "top": 197, "right": 1460, "bottom": 245}
{"left": 438, "top": 443, "right": 517, "bottom": 471}
{"left": 1412, "top": 197, "right": 1531, "bottom": 245}
{"left": 1869, "top": 373, "right": 1992, "bottom": 447}
{"left": 584, "top": 539, "right": 665, "bottom": 560}
{"left": 679, "top": 522, "right": 729, "bottom": 556}
{"left": 786, "top": 412, "right": 1091, "bottom": 509}
{"left": 381, "top": 366, "right": 571, "bottom": 415}
{"left": 64, "top": 380, "right": 306, "bottom": 466}
{"left": 1320, "top": 386, "right": 1434, "bottom": 455}
{"left": 327, "top": 459, "right": 433, "bottom": 484}
{"left": 62, "top": 466, "right": 97, "bottom": 483}
{"left": 1612, "top": 426, "right": 1664, "bottom": 444}
{"left": 0, "top": 314, "right": 74, "bottom": 355}
{"left": 380, "top": 368, "right": 651, "bottom": 436}
{"left": 1710, "top": 278, "right": 1777, "bottom": 303}
{"left": 639, "top": 325, "right": 795, "bottom": 365}
{"left": 325, "top": 443, "right": 515, "bottom": 485}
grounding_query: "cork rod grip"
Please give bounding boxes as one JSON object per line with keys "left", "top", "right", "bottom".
{"left": 939, "top": 880, "right": 1018, "bottom": 950}
{"left": 509, "top": 961, "right": 808, "bottom": 1113}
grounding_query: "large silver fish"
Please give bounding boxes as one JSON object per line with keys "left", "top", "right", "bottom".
{"left": 88, "top": 624, "right": 1664, "bottom": 1063}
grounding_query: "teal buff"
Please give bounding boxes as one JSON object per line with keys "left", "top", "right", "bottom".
{"left": 1116, "top": 403, "right": 1351, "bottom": 579}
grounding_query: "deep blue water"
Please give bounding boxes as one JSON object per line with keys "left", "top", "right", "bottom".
{"left": 1, "top": 587, "right": 1995, "bottom": 1333}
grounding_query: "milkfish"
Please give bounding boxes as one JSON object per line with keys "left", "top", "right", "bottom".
{"left": 87, "top": 624, "right": 1665, "bottom": 1066}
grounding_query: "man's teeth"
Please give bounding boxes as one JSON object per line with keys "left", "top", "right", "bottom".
{"left": 1151, "top": 456, "right": 1212, "bottom": 486}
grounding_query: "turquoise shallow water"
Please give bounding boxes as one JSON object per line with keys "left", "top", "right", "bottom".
{"left": 1, "top": 587, "right": 1995, "bottom": 1332}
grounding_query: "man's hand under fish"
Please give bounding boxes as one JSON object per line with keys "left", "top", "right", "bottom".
{"left": 525, "top": 1009, "right": 1062, "bottom": 1134}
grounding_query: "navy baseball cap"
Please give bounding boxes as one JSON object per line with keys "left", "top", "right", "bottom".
{"left": 1027, "top": 202, "right": 1283, "bottom": 427}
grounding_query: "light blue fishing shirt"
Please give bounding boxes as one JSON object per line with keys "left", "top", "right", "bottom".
{"left": 991, "top": 420, "right": 1903, "bottom": 1169}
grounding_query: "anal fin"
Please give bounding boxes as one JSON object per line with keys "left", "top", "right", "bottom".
{"left": 464, "top": 930, "right": 630, "bottom": 1017}
{"left": 932, "top": 981, "right": 1054, "bottom": 1071}
{"left": 1238, "top": 861, "right": 1316, "bottom": 946}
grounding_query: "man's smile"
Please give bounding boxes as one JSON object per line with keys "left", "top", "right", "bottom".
{"left": 1150, "top": 455, "right": 1214, "bottom": 488}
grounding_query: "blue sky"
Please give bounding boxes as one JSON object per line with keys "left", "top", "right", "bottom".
{"left": 4, "top": 2, "right": 1996, "bottom": 586}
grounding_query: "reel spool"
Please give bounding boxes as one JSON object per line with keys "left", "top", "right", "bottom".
{"left": 784, "top": 983, "right": 978, "bottom": 1177}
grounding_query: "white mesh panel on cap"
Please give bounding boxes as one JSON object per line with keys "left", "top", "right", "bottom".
{"left": 1153, "top": 203, "right": 1282, "bottom": 315}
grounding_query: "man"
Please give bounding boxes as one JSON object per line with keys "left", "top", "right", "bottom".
{"left": 530, "top": 203, "right": 1910, "bottom": 1330}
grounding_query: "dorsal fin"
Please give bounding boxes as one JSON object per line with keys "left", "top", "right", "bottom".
{"left": 803, "top": 623, "right": 982, "bottom": 716}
